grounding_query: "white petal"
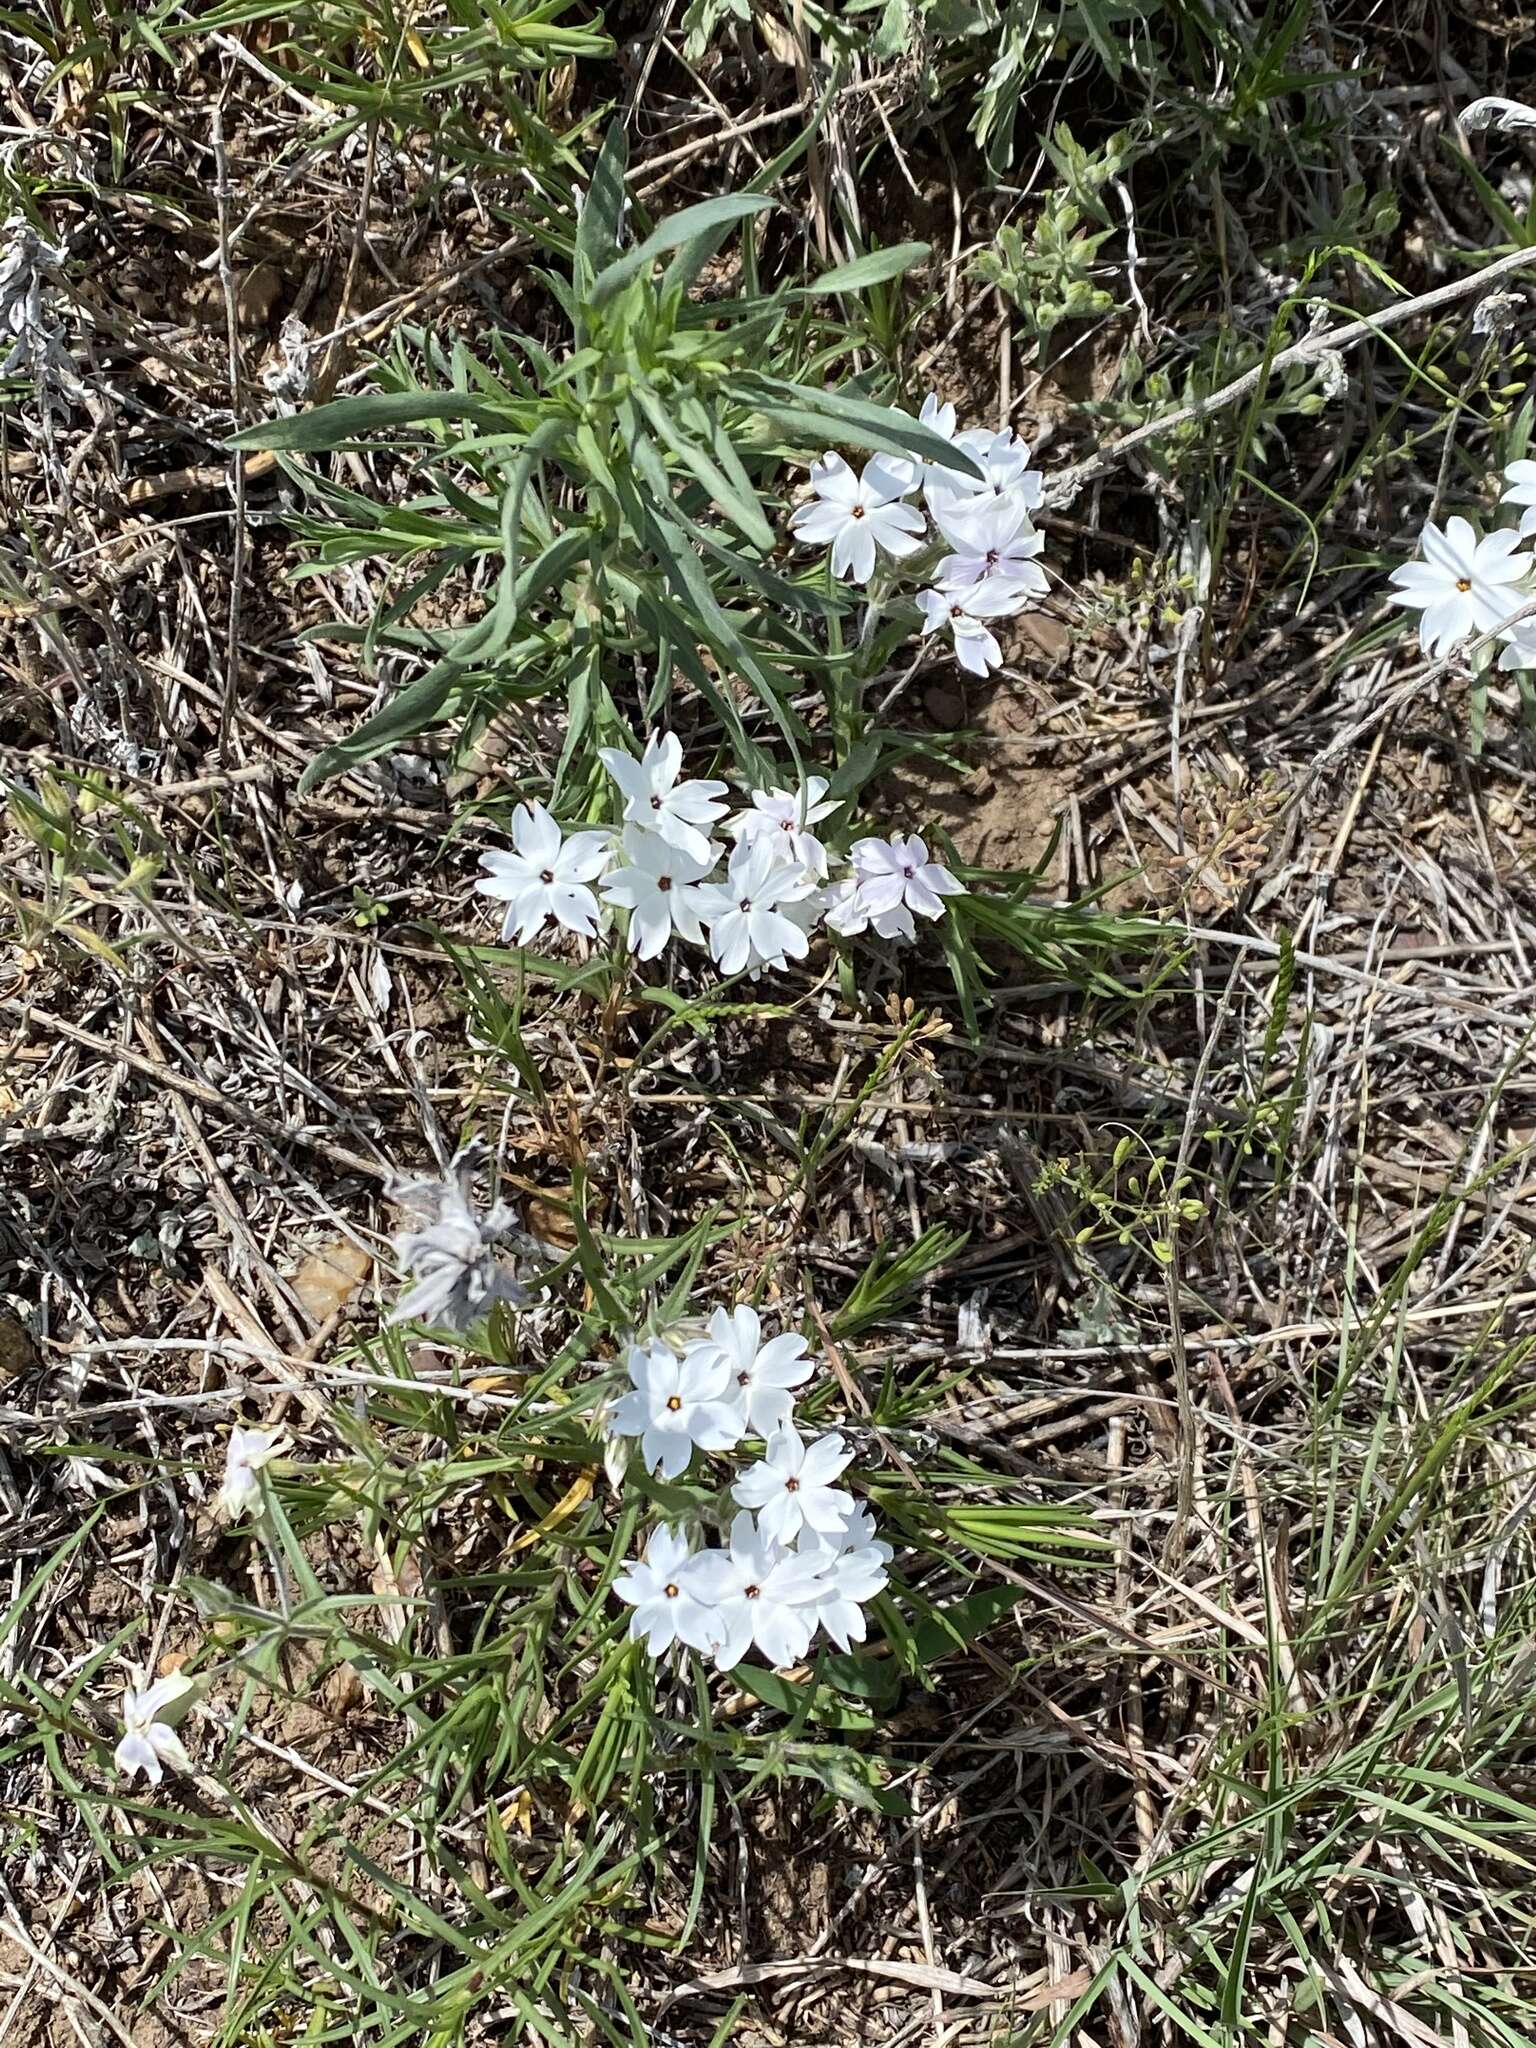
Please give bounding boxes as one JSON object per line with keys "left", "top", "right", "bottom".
{"left": 558, "top": 831, "right": 614, "bottom": 882}
{"left": 512, "top": 801, "right": 561, "bottom": 868}
{"left": 807, "top": 451, "right": 859, "bottom": 505}
{"left": 952, "top": 622, "right": 1000, "bottom": 675}
{"left": 732, "top": 1461, "right": 780, "bottom": 1510}
{"left": 148, "top": 1723, "right": 193, "bottom": 1776}
{"left": 549, "top": 884, "right": 599, "bottom": 936}
{"left": 598, "top": 747, "right": 649, "bottom": 804}
{"left": 753, "top": 1602, "right": 813, "bottom": 1669}
{"left": 628, "top": 894, "right": 671, "bottom": 959}
{"left": 114, "top": 1730, "right": 161, "bottom": 1784}
{"left": 831, "top": 520, "right": 877, "bottom": 585}
{"left": 791, "top": 500, "right": 853, "bottom": 546}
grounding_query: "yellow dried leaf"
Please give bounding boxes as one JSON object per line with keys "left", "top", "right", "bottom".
{"left": 292, "top": 1238, "right": 371, "bottom": 1321}
{"left": 512, "top": 1470, "right": 594, "bottom": 1551}
{"left": 501, "top": 1787, "right": 534, "bottom": 1838}
{"left": 524, "top": 1192, "right": 579, "bottom": 1247}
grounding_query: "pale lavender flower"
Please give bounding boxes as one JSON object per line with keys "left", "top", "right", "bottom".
{"left": 848, "top": 832, "right": 965, "bottom": 923}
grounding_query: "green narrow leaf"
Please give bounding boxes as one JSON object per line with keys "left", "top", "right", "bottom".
{"left": 589, "top": 193, "right": 774, "bottom": 305}
{"left": 574, "top": 123, "right": 629, "bottom": 291}
{"left": 632, "top": 384, "right": 775, "bottom": 552}
{"left": 729, "top": 372, "right": 984, "bottom": 477}
{"left": 294, "top": 529, "right": 587, "bottom": 793}
{"left": 799, "top": 241, "right": 930, "bottom": 295}
{"left": 230, "top": 389, "right": 504, "bottom": 453}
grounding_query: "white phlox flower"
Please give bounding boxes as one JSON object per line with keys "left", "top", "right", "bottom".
{"left": 217, "top": 1425, "right": 290, "bottom": 1521}
{"left": 476, "top": 800, "right": 612, "bottom": 944}
{"left": 609, "top": 1339, "right": 742, "bottom": 1479}
{"left": 730, "top": 775, "right": 837, "bottom": 878}
{"left": 731, "top": 1425, "right": 855, "bottom": 1547}
{"left": 599, "top": 824, "right": 715, "bottom": 959}
{"left": 789, "top": 451, "right": 926, "bottom": 584}
{"left": 696, "top": 836, "right": 820, "bottom": 976}
{"left": 931, "top": 490, "right": 1049, "bottom": 596}
{"left": 916, "top": 578, "right": 1034, "bottom": 678}
{"left": 926, "top": 426, "right": 1042, "bottom": 519}
{"left": 389, "top": 1142, "right": 528, "bottom": 1331}
{"left": 695, "top": 1305, "right": 815, "bottom": 1438}
{"left": 799, "top": 1503, "right": 893, "bottom": 1652}
{"left": 614, "top": 1526, "right": 719, "bottom": 1656}
{"left": 1496, "top": 616, "right": 1536, "bottom": 672}
{"left": 1500, "top": 458, "right": 1536, "bottom": 537}
{"left": 598, "top": 731, "right": 728, "bottom": 864}
{"left": 823, "top": 874, "right": 917, "bottom": 944}
{"left": 114, "top": 1672, "right": 195, "bottom": 1786}
{"left": 848, "top": 832, "right": 965, "bottom": 923}
{"left": 1386, "top": 516, "right": 1532, "bottom": 656}
{"left": 865, "top": 391, "right": 962, "bottom": 495}
{"left": 687, "top": 1510, "right": 829, "bottom": 1671}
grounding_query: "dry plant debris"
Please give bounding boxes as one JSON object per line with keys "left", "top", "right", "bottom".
{"left": 3, "top": 6, "right": 1536, "bottom": 2047}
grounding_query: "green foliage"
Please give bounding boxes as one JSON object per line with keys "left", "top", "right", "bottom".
{"left": 974, "top": 124, "right": 1135, "bottom": 341}
{"left": 236, "top": 127, "right": 959, "bottom": 797}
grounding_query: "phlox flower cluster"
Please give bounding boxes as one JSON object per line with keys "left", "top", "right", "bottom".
{"left": 476, "top": 730, "right": 965, "bottom": 969}
{"left": 610, "top": 1307, "right": 893, "bottom": 1672}
{"left": 789, "top": 390, "right": 1051, "bottom": 678}
{"left": 1388, "top": 469, "right": 1536, "bottom": 670}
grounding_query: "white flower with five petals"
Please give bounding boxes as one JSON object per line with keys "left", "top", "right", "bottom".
{"left": 217, "top": 1425, "right": 289, "bottom": 1521}
{"left": 696, "top": 837, "right": 820, "bottom": 976}
{"left": 731, "top": 1425, "right": 854, "bottom": 1547}
{"left": 609, "top": 1339, "right": 742, "bottom": 1480}
{"left": 926, "top": 426, "right": 1042, "bottom": 521}
{"left": 687, "top": 1511, "right": 829, "bottom": 1670}
{"left": 614, "top": 1526, "right": 719, "bottom": 1656}
{"left": 114, "top": 1672, "right": 195, "bottom": 1786}
{"left": 598, "top": 731, "right": 729, "bottom": 865}
{"left": 729, "top": 776, "right": 838, "bottom": 878}
{"left": 696, "top": 1305, "right": 816, "bottom": 1438}
{"left": 799, "top": 1503, "right": 893, "bottom": 1652}
{"left": 599, "top": 825, "right": 715, "bottom": 959}
{"left": 931, "top": 491, "right": 1048, "bottom": 595}
{"left": 476, "top": 801, "right": 612, "bottom": 945}
{"left": 789, "top": 452, "right": 926, "bottom": 584}
{"left": 1386, "top": 516, "right": 1532, "bottom": 656}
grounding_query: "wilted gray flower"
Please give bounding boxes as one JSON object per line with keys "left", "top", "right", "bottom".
{"left": 261, "top": 312, "right": 314, "bottom": 406}
{"left": 1474, "top": 290, "right": 1524, "bottom": 338}
{"left": 0, "top": 214, "right": 84, "bottom": 419}
{"left": 1461, "top": 96, "right": 1536, "bottom": 134}
{"left": 388, "top": 1141, "right": 530, "bottom": 1331}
